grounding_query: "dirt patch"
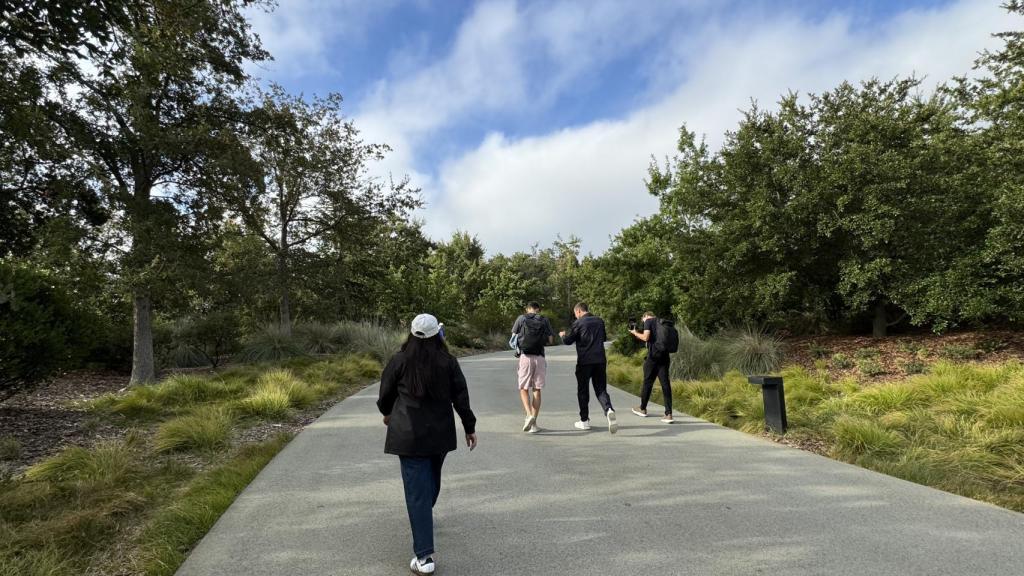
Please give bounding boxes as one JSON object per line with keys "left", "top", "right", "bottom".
{"left": 783, "top": 330, "right": 1024, "bottom": 383}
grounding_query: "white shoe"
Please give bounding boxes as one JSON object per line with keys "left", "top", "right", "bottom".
{"left": 574, "top": 420, "right": 591, "bottom": 430}
{"left": 607, "top": 409, "right": 618, "bottom": 434}
{"left": 410, "top": 555, "right": 435, "bottom": 575}
{"left": 528, "top": 424, "right": 541, "bottom": 434}
{"left": 631, "top": 407, "right": 648, "bottom": 417}
{"left": 523, "top": 414, "right": 536, "bottom": 432}
{"left": 661, "top": 415, "right": 675, "bottom": 424}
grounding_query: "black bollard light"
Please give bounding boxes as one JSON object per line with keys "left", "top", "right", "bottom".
{"left": 747, "top": 376, "right": 787, "bottom": 434}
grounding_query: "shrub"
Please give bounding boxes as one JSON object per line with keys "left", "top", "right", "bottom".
{"left": 293, "top": 321, "right": 345, "bottom": 355}
{"left": 611, "top": 332, "right": 643, "bottom": 356}
{"left": 940, "top": 344, "right": 983, "bottom": 361}
{"left": 725, "top": 326, "right": 783, "bottom": 375}
{"left": 902, "top": 359, "right": 927, "bottom": 375}
{"left": 976, "top": 337, "right": 1009, "bottom": 354}
{"left": 154, "top": 407, "right": 233, "bottom": 453}
{"left": 670, "top": 328, "right": 729, "bottom": 380}
{"left": 831, "top": 353, "right": 854, "bottom": 370}
{"left": 336, "top": 321, "right": 404, "bottom": 362}
{"left": 237, "top": 325, "right": 305, "bottom": 363}
{"left": 0, "top": 263, "right": 92, "bottom": 398}
{"left": 807, "top": 341, "right": 830, "bottom": 359}
{"left": 0, "top": 436, "right": 22, "bottom": 461}
{"left": 855, "top": 347, "right": 880, "bottom": 360}
{"left": 857, "top": 358, "right": 885, "bottom": 377}
{"left": 160, "top": 312, "right": 241, "bottom": 368}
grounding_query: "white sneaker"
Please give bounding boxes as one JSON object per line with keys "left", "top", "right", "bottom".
{"left": 528, "top": 424, "right": 541, "bottom": 434}
{"left": 410, "top": 555, "right": 435, "bottom": 575}
{"left": 661, "top": 415, "right": 675, "bottom": 424}
{"left": 574, "top": 420, "right": 591, "bottom": 430}
{"left": 631, "top": 407, "right": 648, "bottom": 417}
{"left": 607, "top": 409, "right": 618, "bottom": 434}
{"left": 523, "top": 414, "right": 536, "bottom": 432}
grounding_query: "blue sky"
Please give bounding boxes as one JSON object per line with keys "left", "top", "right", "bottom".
{"left": 247, "top": 0, "right": 1014, "bottom": 255}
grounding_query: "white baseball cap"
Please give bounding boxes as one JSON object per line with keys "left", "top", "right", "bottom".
{"left": 410, "top": 313, "right": 440, "bottom": 339}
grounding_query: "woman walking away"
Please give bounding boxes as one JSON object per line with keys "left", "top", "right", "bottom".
{"left": 378, "top": 313, "right": 478, "bottom": 575}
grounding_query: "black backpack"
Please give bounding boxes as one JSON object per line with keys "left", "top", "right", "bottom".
{"left": 652, "top": 319, "right": 679, "bottom": 358}
{"left": 518, "top": 315, "right": 548, "bottom": 355}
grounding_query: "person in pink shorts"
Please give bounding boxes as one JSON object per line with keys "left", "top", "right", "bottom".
{"left": 511, "top": 302, "right": 555, "bottom": 433}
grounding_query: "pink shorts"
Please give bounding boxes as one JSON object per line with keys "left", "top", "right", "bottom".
{"left": 517, "top": 354, "right": 547, "bottom": 390}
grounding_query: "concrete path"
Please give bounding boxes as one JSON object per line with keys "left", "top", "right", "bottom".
{"left": 177, "top": 346, "right": 1024, "bottom": 576}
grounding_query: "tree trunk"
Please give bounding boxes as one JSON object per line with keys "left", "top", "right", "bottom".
{"left": 277, "top": 251, "right": 291, "bottom": 336}
{"left": 872, "top": 301, "right": 888, "bottom": 338}
{"left": 130, "top": 292, "right": 156, "bottom": 385}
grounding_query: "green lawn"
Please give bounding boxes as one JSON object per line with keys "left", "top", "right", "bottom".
{"left": 0, "top": 354, "right": 380, "bottom": 576}
{"left": 608, "top": 353, "right": 1024, "bottom": 513}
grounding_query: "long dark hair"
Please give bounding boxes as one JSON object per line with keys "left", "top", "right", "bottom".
{"left": 400, "top": 333, "right": 453, "bottom": 398}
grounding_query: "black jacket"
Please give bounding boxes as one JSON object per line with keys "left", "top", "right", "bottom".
{"left": 561, "top": 313, "right": 607, "bottom": 365}
{"left": 377, "top": 350, "right": 476, "bottom": 457}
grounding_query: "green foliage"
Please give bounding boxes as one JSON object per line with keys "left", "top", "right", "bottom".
{"left": 135, "top": 435, "right": 290, "bottom": 576}
{"left": 807, "top": 341, "right": 830, "bottom": 359}
{"left": 159, "top": 312, "right": 241, "bottom": 368}
{"left": 939, "top": 344, "right": 983, "bottom": 361}
{"left": 724, "top": 326, "right": 783, "bottom": 375}
{"left": 902, "top": 359, "right": 927, "bottom": 375}
{"left": 154, "top": 407, "right": 234, "bottom": 453}
{"left": 831, "top": 353, "right": 854, "bottom": 369}
{"left": 0, "top": 263, "right": 91, "bottom": 396}
{"left": 857, "top": 358, "right": 885, "bottom": 377}
{"left": 335, "top": 320, "right": 405, "bottom": 362}
{"left": 238, "top": 325, "right": 306, "bottom": 363}
{"left": 293, "top": 321, "right": 345, "bottom": 355}
{"left": 25, "top": 435, "right": 143, "bottom": 487}
{"left": 0, "top": 436, "right": 20, "bottom": 461}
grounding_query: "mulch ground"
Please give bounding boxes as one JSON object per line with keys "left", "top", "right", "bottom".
{"left": 0, "top": 370, "right": 130, "bottom": 476}
{"left": 783, "top": 329, "right": 1024, "bottom": 383}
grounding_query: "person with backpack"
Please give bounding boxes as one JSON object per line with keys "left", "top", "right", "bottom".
{"left": 559, "top": 302, "right": 618, "bottom": 434}
{"left": 510, "top": 301, "right": 555, "bottom": 433}
{"left": 629, "top": 311, "right": 678, "bottom": 423}
{"left": 378, "top": 313, "right": 478, "bottom": 575}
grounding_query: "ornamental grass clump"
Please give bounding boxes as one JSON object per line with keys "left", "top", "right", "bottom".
{"left": 237, "top": 325, "right": 305, "bottom": 363}
{"left": 154, "top": 407, "right": 233, "bottom": 453}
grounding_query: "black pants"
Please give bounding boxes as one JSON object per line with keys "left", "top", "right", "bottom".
{"left": 576, "top": 363, "right": 613, "bottom": 421}
{"left": 640, "top": 355, "right": 672, "bottom": 415}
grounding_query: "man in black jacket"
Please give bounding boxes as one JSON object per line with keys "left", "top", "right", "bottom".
{"left": 629, "top": 311, "right": 674, "bottom": 423}
{"left": 560, "top": 302, "right": 617, "bottom": 433}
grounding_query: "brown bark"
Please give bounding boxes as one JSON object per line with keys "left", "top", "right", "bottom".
{"left": 130, "top": 292, "right": 156, "bottom": 385}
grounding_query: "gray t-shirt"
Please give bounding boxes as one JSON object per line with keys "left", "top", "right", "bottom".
{"left": 511, "top": 313, "right": 555, "bottom": 356}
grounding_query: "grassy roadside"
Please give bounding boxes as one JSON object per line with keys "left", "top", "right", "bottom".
{"left": 607, "top": 352, "right": 1024, "bottom": 513}
{"left": 0, "top": 354, "right": 380, "bottom": 576}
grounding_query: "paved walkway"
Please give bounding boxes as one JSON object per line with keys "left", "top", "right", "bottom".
{"left": 178, "top": 346, "right": 1024, "bottom": 576}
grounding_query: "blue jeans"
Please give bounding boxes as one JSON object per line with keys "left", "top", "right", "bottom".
{"left": 400, "top": 454, "right": 446, "bottom": 559}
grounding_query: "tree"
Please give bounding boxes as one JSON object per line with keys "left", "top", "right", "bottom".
{"left": 952, "top": 1, "right": 1024, "bottom": 323}
{"left": 228, "top": 85, "right": 418, "bottom": 335}
{"left": 4, "top": 0, "right": 268, "bottom": 384}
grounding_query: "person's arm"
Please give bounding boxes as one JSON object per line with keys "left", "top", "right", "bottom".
{"left": 450, "top": 358, "right": 478, "bottom": 450}
{"left": 631, "top": 328, "right": 651, "bottom": 342}
{"left": 545, "top": 318, "right": 556, "bottom": 345}
{"left": 377, "top": 356, "right": 401, "bottom": 425}
{"left": 560, "top": 322, "right": 578, "bottom": 345}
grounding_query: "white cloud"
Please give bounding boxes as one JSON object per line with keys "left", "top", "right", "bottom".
{"left": 245, "top": 0, "right": 396, "bottom": 80}
{"left": 415, "top": 0, "right": 1016, "bottom": 255}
